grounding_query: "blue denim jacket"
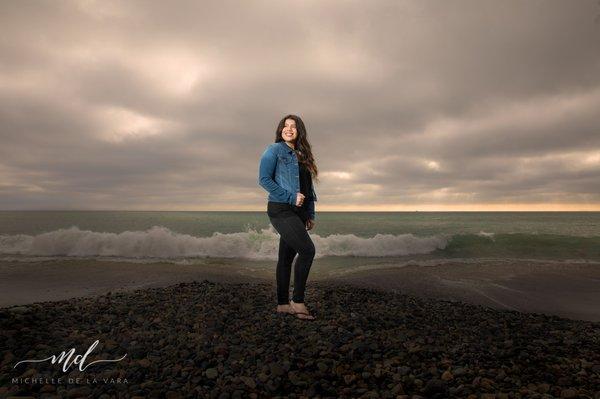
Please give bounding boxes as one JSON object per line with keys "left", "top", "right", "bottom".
{"left": 258, "top": 141, "right": 317, "bottom": 220}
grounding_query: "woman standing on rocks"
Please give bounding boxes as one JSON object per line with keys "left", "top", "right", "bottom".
{"left": 258, "top": 114, "right": 318, "bottom": 321}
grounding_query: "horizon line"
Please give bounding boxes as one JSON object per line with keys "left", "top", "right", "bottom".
{"left": 2, "top": 209, "right": 600, "bottom": 212}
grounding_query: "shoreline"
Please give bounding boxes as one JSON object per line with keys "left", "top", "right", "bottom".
{"left": 1, "top": 259, "right": 599, "bottom": 322}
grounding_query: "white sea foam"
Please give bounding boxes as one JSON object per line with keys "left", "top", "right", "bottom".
{"left": 477, "top": 231, "right": 496, "bottom": 240}
{"left": 312, "top": 232, "right": 448, "bottom": 257}
{"left": 0, "top": 225, "right": 448, "bottom": 261}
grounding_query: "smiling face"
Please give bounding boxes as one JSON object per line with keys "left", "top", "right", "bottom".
{"left": 281, "top": 118, "right": 298, "bottom": 144}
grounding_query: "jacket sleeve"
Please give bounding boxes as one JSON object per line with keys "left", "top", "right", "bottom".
{"left": 258, "top": 146, "right": 296, "bottom": 205}
{"left": 306, "top": 198, "right": 316, "bottom": 221}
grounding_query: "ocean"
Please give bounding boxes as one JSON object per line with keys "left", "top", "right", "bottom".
{"left": 1, "top": 211, "right": 599, "bottom": 277}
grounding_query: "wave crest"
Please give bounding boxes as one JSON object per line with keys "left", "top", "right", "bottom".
{"left": 0, "top": 226, "right": 448, "bottom": 260}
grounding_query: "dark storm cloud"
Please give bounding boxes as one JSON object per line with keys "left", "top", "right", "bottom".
{"left": 1, "top": 0, "right": 599, "bottom": 210}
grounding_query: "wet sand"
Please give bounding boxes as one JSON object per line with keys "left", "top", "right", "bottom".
{"left": 0, "top": 260, "right": 270, "bottom": 307}
{"left": 327, "top": 261, "right": 600, "bottom": 322}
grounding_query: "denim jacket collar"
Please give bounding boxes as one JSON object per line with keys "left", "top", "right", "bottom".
{"left": 278, "top": 140, "right": 295, "bottom": 154}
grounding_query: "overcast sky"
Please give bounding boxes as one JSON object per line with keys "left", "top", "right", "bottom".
{"left": 1, "top": 0, "right": 599, "bottom": 211}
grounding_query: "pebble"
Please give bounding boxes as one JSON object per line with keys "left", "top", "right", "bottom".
{"left": 205, "top": 368, "right": 219, "bottom": 379}
{"left": 441, "top": 370, "right": 453, "bottom": 381}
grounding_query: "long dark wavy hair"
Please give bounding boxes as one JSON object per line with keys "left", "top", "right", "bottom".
{"left": 274, "top": 114, "right": 319, "bottom": 181}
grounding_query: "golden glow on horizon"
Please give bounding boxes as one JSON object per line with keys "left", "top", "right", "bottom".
{"left": 310, "top": 203, "right": 600, "bottom": 212}
{"left": 118, "top": 203, "right": 600, "bottom": 212}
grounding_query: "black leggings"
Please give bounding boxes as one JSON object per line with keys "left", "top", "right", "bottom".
{"left": 269, "top": 214, "right": 316, "bottom": 305}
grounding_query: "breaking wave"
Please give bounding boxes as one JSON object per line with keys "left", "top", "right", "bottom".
{"left": 0, "top": 226, "right": 448, "bottom": 261}
{"left": 2, "top": 226, "right": 597, "bottom": 263}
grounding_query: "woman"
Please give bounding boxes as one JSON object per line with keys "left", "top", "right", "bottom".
{"left": 258, "top": 114, "right": 318, "bottom": 321}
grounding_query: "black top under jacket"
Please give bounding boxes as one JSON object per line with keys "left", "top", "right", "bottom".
{"left": 268, "top": 162, "right": 313, "bottom": 221}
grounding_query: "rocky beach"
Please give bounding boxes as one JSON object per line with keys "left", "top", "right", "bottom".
{"left": 1, "top": 280, "right": 599, "bottom": 398}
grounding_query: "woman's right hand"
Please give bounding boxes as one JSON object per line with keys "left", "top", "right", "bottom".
{"left": 295, "top": 192, "right": 305, "bottom": 207}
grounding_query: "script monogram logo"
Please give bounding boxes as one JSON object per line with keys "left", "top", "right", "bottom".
{"left": 14, "top": 340, "right": 127, "bottom": 373}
